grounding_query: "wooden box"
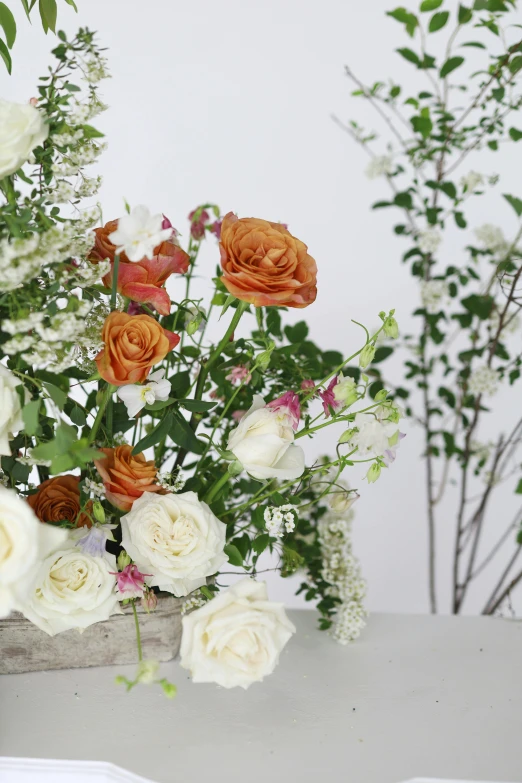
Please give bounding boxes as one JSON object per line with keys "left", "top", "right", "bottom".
{"left": 0, "top": 593, "right": 183, "bottom": 674}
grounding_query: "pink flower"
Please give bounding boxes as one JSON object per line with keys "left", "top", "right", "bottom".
{"left": 189, "top": 208, "right": 211, "bottom": 240}
{"left": 127, "top": 301, "right": 146, "bottom": 315}
{"left": 226, "top": 365, "right": 252, "bottom": 386}
{"left": 232, "top": 409, "right": 246, "bottom": 422}
{"left": 141, "top": 588, "right": 158, "bottom": 613}
{"left": 109, "top": 564, "right": 151, "bottom": 600}
{"left": 267, "top": 390, "right": 301, "bottom": 430}
{"left": 319, "top": 377, "right": 343, "bottom": 418}
{"left": 161, "top": 214, "right": 173, "bottom": 231}
{"left": 210, "top": 220, "right": 222, "bottom": 239}
{"left": 300, "top": 379, "right": 316, "bottom": 394}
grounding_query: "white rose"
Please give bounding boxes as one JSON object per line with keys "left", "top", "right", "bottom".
{"left": 0, "top": 365, "right": 26, "bottom": 456}
{"left": 0, "top": 486, "right": 67, "bottom": 618}
{"left": 120, "top": 491, "right": 227, "bottom": 597}
{"left": 20, "top": 534, "right": 120, "bottom": 635}
{"left": 180, "top": 578, "right": 296, "bottom": 689}
{"left": 227, "top": 395, "right": 305, "bottom": 480}
{"left": 0, "top": 99, "right": 49, "bottom": 179}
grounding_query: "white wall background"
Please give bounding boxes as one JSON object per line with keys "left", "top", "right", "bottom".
{"left": 5, "top": 0, "right": 522, "bottom": 614}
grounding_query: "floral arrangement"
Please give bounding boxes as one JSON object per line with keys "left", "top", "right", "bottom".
{"left": 338, "top": 0, "right": 522, "bottom": 614}
{"left": 0, "top": 30, "right": 403, "bottom": 695}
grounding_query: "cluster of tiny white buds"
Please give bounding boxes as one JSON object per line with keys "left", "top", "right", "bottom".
{"left": 15, "top": 450, "right": 52, "bottom": 468}
{"left": 468, "top": 365, "right": 500, "bottom": 397}
{"left": 263, "top": 504, "right": 297, "bottom": 537}
{"left": 157, "top": 469, "right": 186, "bottom": 492}
{"left": 112, "top": 432, "right": 128, "bottom": 446}
{"left": 460, "top": 171, "right": 484, "bottom": 192}
{"left": 475, "top": 224, "right": 507, "bottom": 254}
{"left": 418, "top": 229, "right": 442, "bottom": 255}
{"left": 181, "top": 592, "right": 207, "bottom": 615}
{"left": 365, "top": 155, "right": 394, "bottom": 180}
{"left": 420, "top": 280, "right": 449, "bottom": 314}
{"left": 84, "top": 477, "right": 106, "bottom": 499}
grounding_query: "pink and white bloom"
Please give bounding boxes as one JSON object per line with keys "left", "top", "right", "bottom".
{"left": 225, "top": 365, "right": 252, "bottom": 386}
{"left": 319, "top": 377, "right": 343, "bottom": 418}
{"left": 108, "top": 205, "right": 173, "bottom": 262}
{"left": 110, "top": 564, "right": 151, "bottom": 600}
{"left": 116, "top": 369, "right": 171, "bottom": 418}
{"left": 300, "top": 379, "right": 316, "bottom": 394}
{"left": 227, "top": 395, "right": 305, "bottom": 481}
{"left": 267, "top": 391, "right": 301, "bottom": 431}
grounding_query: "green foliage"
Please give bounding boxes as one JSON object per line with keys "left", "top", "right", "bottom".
{"left": 0, "top": 0, "right": 78, "bottom": 72}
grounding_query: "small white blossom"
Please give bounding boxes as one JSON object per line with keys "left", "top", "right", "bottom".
{"left": 16, "top": 449, "right": 52, "bottom": 468}
{"left": 108, "top": 205, "right": 172, "bottom": 262}
{"left": 418, "top": 229, "right": 442, "bottom": 255}
{"left": 50, "top": 179, "right": 76, "bottom": 203}
{"left": 468, "top": 365, "right": 499, "bottom": 397}
{"left": 82, "top": 55, "right": 111, "bottom": 84}
{"left": 365, "top": 155, "right": 394, "bottom": 179}
{"left": 420, "top": 279, "right": 449, "bottom": 314}
{"left": 84, "top": 477, "right": 105, "bottom": 499}
{"left": 318, "top": 512, "right": 367, "bottom": 644}
{"left": 349, "top": 410, "right": 400, "bottom": 458}
{"left": 460, "top": 171, "right": 484, "bottom": 192}
{"left": 117, "top": 369, "right": 171, "bottom": 418}
{"left": 2, "top": 335, "right": 37, "bottom": 355}
{"left": 263, "top": 504, "right": 298, "bottom": 537}
{"left": 475, "top": 224, "right": 507, "bottom": 253}
{"left": 2, "top": 312, "right": 44, "bottom": 336}
{"left": 157, "top": 469, "right": 186, "bottom": 493}
{"left": 181, "top": 592, "right": 207, "bottom": 615}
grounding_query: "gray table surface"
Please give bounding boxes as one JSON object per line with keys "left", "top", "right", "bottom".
{"left": 1, "top": 611, "right": 521, "bottom": 783}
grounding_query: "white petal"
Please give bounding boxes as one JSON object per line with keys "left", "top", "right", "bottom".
{"left": 117, "top": 385, "right": 145, "bottom": 418}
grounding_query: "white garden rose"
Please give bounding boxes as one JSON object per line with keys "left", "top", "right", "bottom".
{"left": 120, "top": 491, "right": 227, "bottom": 597}
{"left": 227, "top": 395, "right": 305, "bottom": 480}
{"left": 0, "top": 365, "right": 26, "bottom": 456}
{"left": 20, "top": 534, "right": 120, "bottom": 635}
{"left": 0, "top": 99, "right": 48, "bottom": 179}
{"left": 180, "top": 578, "right": 296, "bottom": 689}
{"left": 0, "top": 486, "right": 67, "bottom": 618}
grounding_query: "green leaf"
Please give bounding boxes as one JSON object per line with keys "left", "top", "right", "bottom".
{"left": 0, "top": 3, "right": 16, "bottom": 48}
{"left": 394, "top": 191, "right": 414, "bottom": 209}
{"left": 144, "top": 398, "right": 176, "bottom": 412}
{"left": 411, "top": 114, "right": 433, "bottom": 137}
{"left": 461, "top": 294, "right": 494, "bottom": 319}
{"left": 285, "top": 321, "right": 309, "bottom": 343}
{"left": 42, "top": 381, "right": 67, "bottom": 410}
{"left": 179, "top": 399, "right": 217, "bottom": 413}
{"left": 20, "top": 0, "right": 32, "bottom": 20}
{"left": 429, "top": 11, "right": 449, "bottom": 32}
{"left": 508, "top": 56, "right": 522, "bottom": 75}
{"left": 503, "top": 193, "right": 522, "bottom": 217}
{"left": 420, "top": 0, "right": 443, "bottom": 10}
{"left": 63, "top": 0, "right": 78, "bottom": 9}
{"left": 373, "top": 346, "right": 394, "bottom": 363}
{"left": 515, "top": 478, "right": 522, "bottom": 494}
{"left": 461, "top": 41, "right": 485, "bottom": 48}
{"left": 170, "top": 414, "right": 205, "bottom": 455}
{"left": 440, "top": 181, "right": 457, "bottom": 199}
{"left": 440, "top": 56, "right": 464, "bottom": 78}
{"left": 132, "top": 413, "right": 172, "bottom": 455}
{"left": 168, "top": 370, "right": 190, "bottom": 397}
{"left": 386, "top": 7, "right": 418, "bottom": 36}
{"left": 509, "top": 127, "right": 522, "bottom": 141}
{"left": 22, "top": 400, "right": 41, "bottom": 436}
{"left": 458, "top": 4, "right": 473, "bottom": 23}
{"left": 0, "top": 37, "right": 12, "bottom": 73}
{"left": 454, "top": 211, "right": 467, "bottom": 229}
{"left": 39, "top": 0, "right": 57, "bottom": 32}
{"left": 81, "top": 124, "right": 104, "bottom": 139}
{"left": 224, "top": 543, "right": 243, "bottom": 567}
{"left": 397, "top": 47, "right": 421, "bottom": 66}
{"left": 252, "top": 533, "right": 271, "bottom": 555}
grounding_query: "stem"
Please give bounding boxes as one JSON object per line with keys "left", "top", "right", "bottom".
{"left": 88, "top": 383, "right": 115, "bottom": 444}
{"left": 174, "top": 301, "right": 248, "bottom": 469}
{"left": 110, "top": 254, "right": 120, "bottom": 311}
{"left": 132, "top": 601, "right": 143, "bottom": 662}
{"left": 204, "top": 469, "right": 231, "bottom": 505}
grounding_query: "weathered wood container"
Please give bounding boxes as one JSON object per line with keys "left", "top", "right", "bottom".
{"left": 0, "top": 593, "right": 183, "bottom": 674}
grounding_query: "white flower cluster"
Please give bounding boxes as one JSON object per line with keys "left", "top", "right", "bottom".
{"left": 84, "top": 477, "right": 105, "bottom": 499}
{"left": 0, "top": 222, "right": 95, "bottom": 292}
{"left": 468, "top": 365, "right": 499, "bottom": 397}
{"left": 263, "top": 504, "right": 297, "bottom": 537}
{"left": 318, "top": 512, "right": 367, "bottom": 644}
{"left": 365, "top": 155, "right": 394, "bottom": 179}
{"left": 489, "top": 308, "right": 520, "bottom": 336}
{"left": 475, "top": 224, "right": 507, "bottom": 254}
{"left": 420, "top": 279, "right": 449, "bottom": 314}
{"left": 181, "top": 591, "right": 207, "bottom": 616}
{"left": 15, "top": 449, "right": 51, "bottom": 468}
{"left": 69, "top": 258, "right": 110, "bottom": 288}
{"left": 418, "top": 229, "right": 442, "bottom": 255}
{"left": 82, "top": 55, "right": 111, "bottom": 84}
{"left": 157, "top": 470, "right": 186, "bottom": 493}
{"left": 460, "top": 171, "right": 484, "bottom": 192}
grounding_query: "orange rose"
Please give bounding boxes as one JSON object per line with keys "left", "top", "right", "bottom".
{"left": 27, "top": 475, "right": 92, "bottom": 528}
{"left": 89, "top": 220, "right": 190, "bottom": 316}
{"left": 219, "top": 212, "right": 317, "bottom": 308}
{"left": 94, "top": 445, "right": 163, "bottom": 512}
{"left": 95, "top": 311, "right": 180, "bottom": 386}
